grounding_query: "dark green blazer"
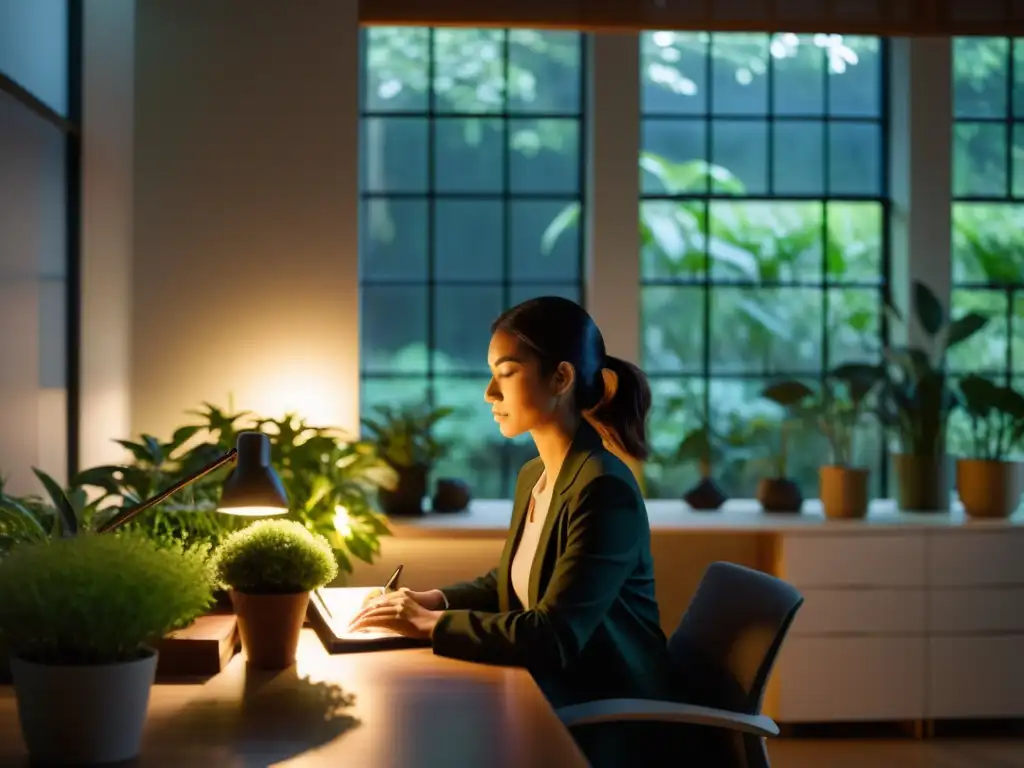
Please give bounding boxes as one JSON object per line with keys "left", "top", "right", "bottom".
{"left": 431, "top": 420, "right": 676, "bottom": 711}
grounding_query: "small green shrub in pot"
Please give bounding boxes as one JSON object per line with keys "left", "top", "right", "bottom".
{"left": 0, "top": 533, "right": 214, "bottom": 764}
{"left": 211, "top": 519, "right": 338, "bottom": 669}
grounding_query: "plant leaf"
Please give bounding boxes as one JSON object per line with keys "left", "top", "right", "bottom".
{"left": 913, "top": 281, "right": 944, "bottom": 336}
{"left": 32, "top": 468, "right": 78, "bottom": 537}
{"left": 945, "top": 311, "right": 989, "bottom": 349}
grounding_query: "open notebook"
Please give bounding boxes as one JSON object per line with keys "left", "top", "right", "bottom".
{"left": 307, "top": 586, "right": 431, "bottom": 654}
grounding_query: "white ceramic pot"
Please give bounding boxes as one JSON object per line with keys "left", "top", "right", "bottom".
{"left": 10, "top": 649, "right": 158, "bottom": 764}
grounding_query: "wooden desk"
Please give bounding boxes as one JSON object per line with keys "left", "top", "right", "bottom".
{"left": 0, "top": 631, "right": 588, "bottom": 767}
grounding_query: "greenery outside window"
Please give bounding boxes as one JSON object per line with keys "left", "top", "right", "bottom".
{"left": 949, "top": 37, "right": 1024, "bottom": 459}
{"left": 358, "top": 28, "right": 586, "bottom": 498}
{"left": 638, "top": 32, "right": 889, "bottom": 500}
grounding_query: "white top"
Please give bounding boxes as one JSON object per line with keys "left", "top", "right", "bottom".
{"left": 509, "top": 472, "right": 556, "bottom": 609}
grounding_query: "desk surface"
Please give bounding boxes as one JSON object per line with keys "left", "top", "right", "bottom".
{"left": 0, "top": 631, "right": 587, "bottom": 768}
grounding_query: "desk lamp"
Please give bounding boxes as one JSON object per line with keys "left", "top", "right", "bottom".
{"left": 96, "top": 431, "right": 289, "bottom": 534}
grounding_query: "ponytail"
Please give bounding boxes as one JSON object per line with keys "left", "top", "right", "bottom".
{"left": 586, "top": 355, "right": 652, "bottom": 461}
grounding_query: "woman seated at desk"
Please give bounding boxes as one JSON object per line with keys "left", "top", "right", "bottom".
{"left": 350, "top": 296, "right": 711, "bottom": 766}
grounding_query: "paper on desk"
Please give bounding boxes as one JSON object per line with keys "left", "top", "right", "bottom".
{"left": 312, "top": 586, "right": 403, "bottom": 642}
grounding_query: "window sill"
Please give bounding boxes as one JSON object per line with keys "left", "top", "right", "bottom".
{"left": 384, "top": 498, "right": 1023, "bottom": 538}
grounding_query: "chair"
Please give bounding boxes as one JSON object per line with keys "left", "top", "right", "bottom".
{"left": 555, "top": 561, "right": 804, "bottom": 768}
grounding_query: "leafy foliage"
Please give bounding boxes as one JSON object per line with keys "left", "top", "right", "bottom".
{"left": 956, "top": 376, "right": 1024, "bottom": 461}
{"left": 0, "top": 469, "right": 104, "bottom": 555}
{"left": 0, "top": 532, "right": 214, "bottom": 665}
{"left": 878, "top": 281, "right": 989, "bottom": 456}
{"left": 755, "top": 381, "right": 815, "bottom": 478}
{"left": 71, "top": 404, "right": 392, "bottom": 577}
{"left": 361, "top": 403, "right": 453, "bottom": 472}
{"left": 797, "top": 364, "right": 884, "bottom": 467}
{"left": 210, "top": 519, "right": 338, "bottom": 595}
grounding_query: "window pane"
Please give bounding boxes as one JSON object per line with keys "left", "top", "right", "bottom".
{"left": 360, "top": 286, "right": 429, "bottom": 374}
{"left": 434, "top": 118, "right": 504, "bottom": 193}
{"left": 0, "top": 0, "right": 68, "bottom": 116}
{"left": 826, "top": 202, "right": 883, "bottom": 284}
{"left": 708, "top": 201, "right": 823, "bottom": 282}
{"left": 641, "top": 31, "right": 887, "bottom": 499}
{"left": 641, "top": 286, "right": 705, "bottom": 374}
{"left": 360, "top": 27, "right": 585, "bottom": 498}
{"left": 362, "top": 27, "right": 430, "bottom": 112}
{"left": 509, "top": 199, "right": 580, "bottom": 282}
{"left": 952, "top": 38, "right": 1024, "bottom": 392}
{"left": 433, "top": 286, "right": 503, "bottom": 374}
{"left": 948, "top": 289, "right": 1008, "bottom": 376}
{"left": 360, "top": 199, "right": 428, "bottom": 282}
{"left": 434, "top": 200, "right": 504, "bottom": 282}
{"left": 644, "top": 377, "right": 704, "bottom": 498}
{"left": 709, "top": 287, "right": 823, "bottom": 375}
{"left": 0, "top": 88, "right": 67, "bottom": 489}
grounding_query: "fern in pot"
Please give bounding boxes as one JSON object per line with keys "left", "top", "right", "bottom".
{"left": 0, "top": 533, "right": 214, "bottom": 764}
{"left": 211, "top": 519, "right": 337, "bottom": 669}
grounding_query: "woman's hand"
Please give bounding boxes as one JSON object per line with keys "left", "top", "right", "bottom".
{"left": 348, "top": 587, "right": 444, "bottom": 639}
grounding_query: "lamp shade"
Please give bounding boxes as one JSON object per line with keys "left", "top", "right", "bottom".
{"left": 217, "top": 432, "right": 289, "bottom": 516}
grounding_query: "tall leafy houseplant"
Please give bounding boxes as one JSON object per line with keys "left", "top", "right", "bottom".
{"left": 673, "top": 423, "right": 729, "bottom": 511}
{"left": 211, "top": 519, "right": 338, "bottom": 669}
{"left": 361, "top": 403, "right": 454, "bottom": 516}
{"left": 954, "top": 375, "right": 1024, "bottom": 518}
{"left": 0, "top": 532, "right": 214, "bottom": 764}
{"left": 755, "top": 381, "right": 815, "bottom": 513}
{"left": 74, "top": 404, "right": 391, "bottom": 577}
{"left": 788, "top": 364, "right": 883, "bottom": 519}
{"left": 879, "top": 281, "right": 989, "bottom": 511}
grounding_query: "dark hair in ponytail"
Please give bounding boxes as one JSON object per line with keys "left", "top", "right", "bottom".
{"left": 490, "top": 296, "right": 652, "bottom": 460}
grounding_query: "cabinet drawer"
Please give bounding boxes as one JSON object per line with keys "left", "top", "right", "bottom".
{"left": 774, "top": 636, "right": 926, "bottom": 722}
{"left": 779, "top": 534, "right": 926, "bottom": 588}
{"left": 929, "top": 588, "right": 1024, "bottom": 634}
{"left": 928, "top": 636, "right": 1024, "bottom": 718}
{"left": 792, "top": 588, "right": 926, "bottom": 636}
{"left": 928, "top": 531, "right": 1024, "bottom": 587}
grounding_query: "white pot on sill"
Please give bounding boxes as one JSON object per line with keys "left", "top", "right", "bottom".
{"left": 10, "top": 649, "right": 158, "bottom": 764}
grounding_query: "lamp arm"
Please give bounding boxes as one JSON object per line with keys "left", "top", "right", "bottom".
{"left": 96, "top": 448, "right": 238, "bottom": 534}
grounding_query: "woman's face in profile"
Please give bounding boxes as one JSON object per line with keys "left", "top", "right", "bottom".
{"left": 484, "top": 330, "right": 557, "bottom": 438}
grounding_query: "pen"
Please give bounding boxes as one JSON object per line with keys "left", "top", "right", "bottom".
{"left": 380, "top": 564, "right": 403, "bottom": 597}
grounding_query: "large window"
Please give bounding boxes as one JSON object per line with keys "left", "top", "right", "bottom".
{"left": 358, "top": 28, "right": 586, "bottom": 497}
{"left": 0, "top": 0, "right": 79, "bottom": 492}
{"left": 950, "top": 38, "right": 1024, "bottom": 457}
{"left": 638, "top": 32, "right": 888, "bottom": 499}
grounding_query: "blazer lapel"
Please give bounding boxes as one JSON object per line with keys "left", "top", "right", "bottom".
{"left": 498, "top": 459, "right": 542, "bottom": 613}
{"left": 526, "top": 421, "right": 605, "bottom": 608}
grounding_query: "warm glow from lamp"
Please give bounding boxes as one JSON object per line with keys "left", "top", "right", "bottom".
{"left": 236, "top": 350, "right": 359, "bottom": 434}
{"left": 333, "top": 506, "right": 352, "bottom": 537}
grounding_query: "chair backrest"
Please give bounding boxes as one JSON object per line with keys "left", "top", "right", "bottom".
{"left": 667, "top": 561, "right": 804, "bottom": 716}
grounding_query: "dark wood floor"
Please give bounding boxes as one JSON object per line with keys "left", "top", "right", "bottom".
{"left": 772, "top": 738, "right": 1024, "bottom": 767}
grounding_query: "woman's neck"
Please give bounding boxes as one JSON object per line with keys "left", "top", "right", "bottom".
{"left": 530, "top": 415, "right": 578, "bottom": 487}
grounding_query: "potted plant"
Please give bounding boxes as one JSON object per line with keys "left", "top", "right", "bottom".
{"left": 0, "top": 532, "right": 213, "bottom": 764}
{"left": 210, "top": 519, "right": 338, "bottom": 669}
{"left": 755, "top": 380, "right": 815, "bottom": 513}
{"left": 73, "top": 403, "right": 392, "bottom": 580}
{"left": 954, "top": 375, "right": 1024, "bottom": 518}
{"left": 361, "top": 403, "right": 453, "bottom": 516}
{"left": 878, "top": 281, "right": 989, "bottom": 511}
{"left": 675, "top": 423, "right": 729, "bottom": 511}
{"left": 804, "top": 364, "right": 883, "bottom": 519}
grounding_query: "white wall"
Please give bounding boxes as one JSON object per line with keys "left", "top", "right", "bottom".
{"left": 79, "top": 0, "right": 135, "bottom": 469}
{"left": 131, "top": 0, "right": 361, "bottom": 441}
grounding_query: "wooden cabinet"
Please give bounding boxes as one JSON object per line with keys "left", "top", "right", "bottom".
{"left": 771, "top": 527, "right": 1024, "bottom": 723}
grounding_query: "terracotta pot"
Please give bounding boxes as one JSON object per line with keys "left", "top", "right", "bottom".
{"left": 956, "top": 459, "right": 1023, "bottom": 519}
{"left": 893, "top": 453, "right": 949, "bottom": 512}
{"left": 756, "top": 477, "right": 803, "bottom": 513}
{"left": 230, "top": 590, "right": 310, "bottom": 669}
{"left": 819, "top": 466, "right": 870, "bottom": 520}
